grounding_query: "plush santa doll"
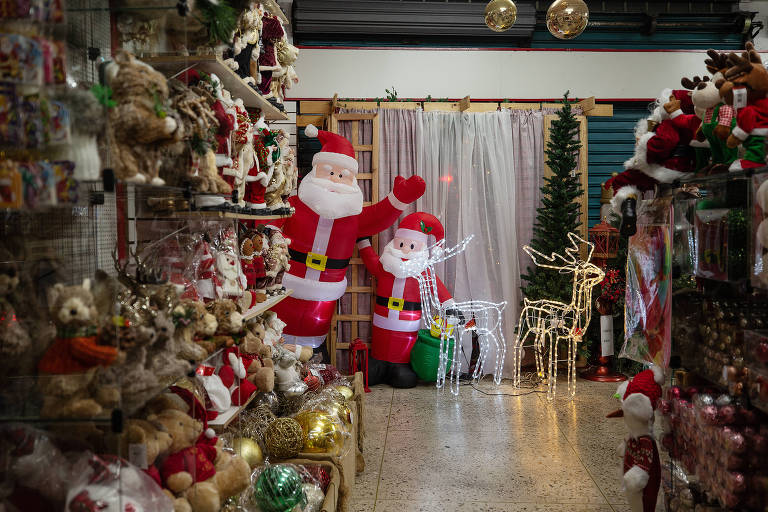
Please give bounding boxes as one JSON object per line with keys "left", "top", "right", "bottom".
{"left": 243, "top": 115, "right": 277, "bottom": 213}
{"left": 257, "top": 14, "right": 285, "bottom": 97}
{"left": 607, "top": 366, "right": 664, "bottom": 512}
{"left": 193, "top": 237, "right": 219, "bottom": 302}
{"left": 606, "top": 89, "right": 701, "bottom": 236}
{"left": 269, "top": 125, "right": 426, "bottom": 353}
{"left": 357, "top": 213, "right": 453, "bottom": 388}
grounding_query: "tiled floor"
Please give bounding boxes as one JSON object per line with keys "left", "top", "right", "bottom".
{"left": 350, "top": 377, "right": 662, "bottom": 512}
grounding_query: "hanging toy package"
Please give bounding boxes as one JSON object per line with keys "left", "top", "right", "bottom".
{"left": 621, "top": 198, "right": 672, "bottom": 368}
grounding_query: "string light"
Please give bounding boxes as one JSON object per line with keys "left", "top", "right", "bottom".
{"left": 401, "top": 235, "right": 508, "bottom": 396}
{"left": 511, "top": 232, "right": 605, "bottom": 400}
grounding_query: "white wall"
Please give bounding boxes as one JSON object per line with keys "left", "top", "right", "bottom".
{"left": 742, "top": 1, "right": 768, "bottom": 50}
{"left": 290, "top": 48, "right": 768, "bottom": 101}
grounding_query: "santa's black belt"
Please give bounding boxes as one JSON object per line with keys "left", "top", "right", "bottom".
{"left": 671, "top": 144, "right": 694, "bottom": 159}
{"left": 289, "top": 248, "right": 349, "bottom": 271}
{"left": 376, "top": 295, "right": 421, "bottom": 311}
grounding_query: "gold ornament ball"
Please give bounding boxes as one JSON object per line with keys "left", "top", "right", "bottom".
{"left": 313, "top": 400, "right": 353, "bottom": 429}
{"left": 334, "top": 385, "right": 354, "bottom": 401}
{"left": 485, "top": 0, "right": 517, "bottom": 32}
{"left": 546, "top": 0, "right": 589, "bottom": 40}
{"left": 264, "top": 417, "right": 305, "bottom": 459}
{"left": 231, "top": 437, "right": 264, "bottom": 468}
{"left": 295, "top": 411, "right": 344, "bottom": 454}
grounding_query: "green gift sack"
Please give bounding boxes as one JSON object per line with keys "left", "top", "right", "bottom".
{"left": 409, "top": 329, "right": 455, "bottom": 382}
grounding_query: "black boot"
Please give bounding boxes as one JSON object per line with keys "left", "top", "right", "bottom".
{"left": 387, "top": 362, "right": 418, "bottom": 389}
{"left": 367, "top": 357, "right": 389, "bottom": 386}
{"left": 620, "top": 197, "right": 638, "bottom": 237}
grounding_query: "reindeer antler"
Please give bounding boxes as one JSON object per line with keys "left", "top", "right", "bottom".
{"left": 725, "top": 42, "right": 761, "bottom": 80}
{"left": 705, "top": 49, "right": 730, "bottom": 74}
{"left": 681, "top": 75, "right": 710, "bottom": 91}
{"left": 524, "top": 244, "right": 577, "bottom": 273}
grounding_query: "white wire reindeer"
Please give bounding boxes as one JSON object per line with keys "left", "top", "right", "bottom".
{"left": 402, "top": 235, "right": 508, "bottom": 395}
{"left": 512, "top": 232, "right": 605, "bottom": 400}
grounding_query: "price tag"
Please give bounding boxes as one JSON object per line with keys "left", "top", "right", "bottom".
{"left": 733, "top": 87, "right": 747, "bottom": 111}
{"left": 600, "top": 315, "right": 614, "bottom": 357}
{"left": 129, "top": 443, "right": 148, "bottom": 469}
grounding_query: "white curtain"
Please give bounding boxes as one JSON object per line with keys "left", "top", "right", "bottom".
{"left": 415, "top": 110, "right": 545, "bottom": 378}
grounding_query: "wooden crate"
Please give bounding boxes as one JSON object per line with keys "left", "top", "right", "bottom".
{"left": 349, "top": 372, "right": 365, "bottom": 470}
{"left": 284, "top": 459, "right": 340, "bottom": 512}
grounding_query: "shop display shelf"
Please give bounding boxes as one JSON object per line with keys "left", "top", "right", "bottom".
{"left": 242, "top": 290, "right": 293, "bottom": 321}
{"left": 143, "top": 55, "right": 288, "bottom": 120}
{"left": 172, "top": 210, "right": 292, "bottom": 221}
{"left": 208, "top": 391, "right": 259, "bottom": 432}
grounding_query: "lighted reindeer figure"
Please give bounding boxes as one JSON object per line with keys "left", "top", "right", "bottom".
{"left": 512, "top": 232, "right": 605, "bottom": 400}
{"left": 402, "top": 235, "right": 508, "bottom": 396}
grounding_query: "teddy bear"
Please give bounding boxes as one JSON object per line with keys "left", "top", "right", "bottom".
{"left": 204, "top": 299, "right": 243, "bottom": 352}
{"left": 118, "top": 418, "right": 173, "bottom": 487}
{"left": 233, "top": 324, "right": 276, "bottom": 394}
{"left": 37, "top": 279, "right": 121, "bottom": 419}
{"left": 147, "top": 308, "right": 193, "bottom": 382}
{"left": 607, "top": 366, "right": 664, "bottom": 512}
{"left": 717, "top": 42, "right": 768, "bottom": 171}
{"left": 150, "top": 408, "right": 250, "bottom": 512}
{"left": 104, "top": 51, "right": 181, "bottom": 185}
{"left": 0, "top": 254, "right": 30, "bottom": 358}
{"left": 173, "top": 299, "right": 218, "bottom": 361}
{"left": 240, "top": 234, "right": 267, "bottom": 306}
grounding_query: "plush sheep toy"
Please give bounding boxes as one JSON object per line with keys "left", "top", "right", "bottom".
{"left": 607, "top": 366, "right": 664, "bottom": 512}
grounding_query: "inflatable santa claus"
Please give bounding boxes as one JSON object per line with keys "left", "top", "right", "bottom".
{"left": 357, "top": 213, "right": 453, "bottom": 388}
{"left": 270, "top": 125, "right": 426, "bottom": 354}
{"left": 605, "top": 89, "right": 701, "bottom": 236}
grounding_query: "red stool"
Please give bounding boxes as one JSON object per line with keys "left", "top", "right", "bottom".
{"left": 349, "top": 338, "right": 370, "bottom": 392}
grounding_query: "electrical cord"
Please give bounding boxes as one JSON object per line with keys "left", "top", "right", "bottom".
{"left": 451, "top": 342, "right": 548, "bottom": 397}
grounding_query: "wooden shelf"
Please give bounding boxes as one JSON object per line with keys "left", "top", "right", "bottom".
{"left": 143, "top": 55, "right": 288, "bottom": 121}
{"left": 208, "top": 391, "right": 259, "bottom": 432}
{"left": 242, "top": 289, "right": 293, "bottom": 321}
{"left": 173, "top": 210, "right": 291, "bottom": 221}
{"left": 261, "top": 0, "right": 290, "bottom": 25}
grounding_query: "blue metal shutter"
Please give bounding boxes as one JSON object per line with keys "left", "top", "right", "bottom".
{"left": 587, "top": 103, "right": 649, "bottom": 226}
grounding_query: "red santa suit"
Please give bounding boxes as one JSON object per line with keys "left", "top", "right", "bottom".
{"left": 270, "top": 124, "right": 426, "bottom": 348}
{"left": 606, "top": 89, "right": 701, "bottom": 214}
{"left": 243, "top": 125, "right": 275, "bottom": 210}
{"left": 358, "top": 213, "right": 452, "bottom": 363}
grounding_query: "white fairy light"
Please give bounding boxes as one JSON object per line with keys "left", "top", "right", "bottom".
{"left": 400, "top": 235, "right": 509, "bottom": 395}
{"left": 511, "top": 232, "right": 605, "bottom": 400}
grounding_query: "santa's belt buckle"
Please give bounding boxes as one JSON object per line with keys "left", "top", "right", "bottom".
{"left": 387, "top": 297, "right": 404, "bottom": 311}
{"left": 306, "top": 252, "right": 328, "bottom": 271}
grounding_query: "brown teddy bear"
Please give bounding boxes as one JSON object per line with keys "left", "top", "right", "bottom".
{"left": 172, "top": 299, "right": 217, "bottom": 361}
{"left": 205, "top": 299, "right": 244, "bottom": 351}
{"left": 151, "top": 408, "right": 250, "bottom": 512}
{"left": 105, "top": 51, "right": 181, "bottom": 185}
{"left": 37, "top": 280, "right": 120, "bottom": 419}
{"left": 117, "top": 418, "right": 173, "bottom": 487}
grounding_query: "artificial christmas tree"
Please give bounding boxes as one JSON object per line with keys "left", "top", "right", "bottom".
{"left": 521, "top": 92, "right": 584, "bottom": 307}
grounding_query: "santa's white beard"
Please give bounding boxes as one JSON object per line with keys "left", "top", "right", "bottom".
{"left": 298, "top": 169, "right": 363, "bottom": 219}
{"left": 380, "top": 242, "right": 428, "bottom": 279}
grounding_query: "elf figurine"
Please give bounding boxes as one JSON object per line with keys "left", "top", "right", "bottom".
{"left": 357, "top": 213, "right": 454, "bottom": 388}
{"left": 607, "top": 366, "right": 664, "bottom": 512}
{"left": 718, "top": 43, "right": 768, "bottom": 171}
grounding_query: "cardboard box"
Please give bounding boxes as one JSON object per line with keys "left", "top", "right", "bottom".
{"left": 284, "top": 458, "right": 340, "bottom": 512}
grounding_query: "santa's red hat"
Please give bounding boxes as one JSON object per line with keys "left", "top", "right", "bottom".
{"left": 395, "top": 212, "right": 444, "bottom": 246}
{"left": 670, "top": 89, "right": 695, "bottom": 116}
{"left": 305, "top": 124, "right": 358, "bottom": 174}
{"left": 607, "top": 365, "right": 664, "bottom": 418}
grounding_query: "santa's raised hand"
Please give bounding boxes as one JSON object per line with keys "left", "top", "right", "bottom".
{"left": 270, "top": 125, "right": 426, "bottom": 353}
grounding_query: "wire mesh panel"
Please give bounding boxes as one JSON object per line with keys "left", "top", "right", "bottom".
{"left": 65, "top": 0, "right": 112, "bottom": 86}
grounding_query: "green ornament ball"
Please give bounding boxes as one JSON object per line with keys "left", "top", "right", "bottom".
{"left": 253, "top": 465, "right": 306, "bottom": 512}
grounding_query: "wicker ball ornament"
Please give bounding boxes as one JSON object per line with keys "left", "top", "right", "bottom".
{"left": 253, "top": 465, "right": 306, "bottom": 512}
{"left": 264, "top": 417, "right": 305, "bottom": 459}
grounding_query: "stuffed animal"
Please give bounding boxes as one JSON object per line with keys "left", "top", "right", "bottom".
{"left": 105, "top": 51, "right": 181, "bottom": 185}
{"left": 205, "top": 299, "right": 244, "bottom": 350}
{"left": 607, "top": 366, "right": 664, "bottom": 512}
{"left": 172, "top": 299, "right": 217, "bottom": 361}
{"left": 217, "top": 347, "right": 259, "bottom": 404}
{"left": 51, "top": 86, "right": 105, "bottom": 181}
{"left": 272, "top": 344, "right": 307, "bottom": 397}
{"left": 240, "top": 234, "right": 267, "bottom": 305}
{"left": 119, "top": 418, "right": 173, "bottom": 487}
{"left": 718, "top": 42, "right": 768, "bottom": 171}
{"left": 0, "top": 255, "right": 30, "bottom": 358}
{"left": 263, "top": 311, "right": 312, "bottom": 362}
{"left": 151, "top": 408, "right": 250, "bottom": 512}
{"left": 680, "top": 50, "right": 738, "bottom": 174}
{"left": 235, "top": 324, "right": 276, "bottom": 393}
{"left": 37, "top": 280, "right": 120, "bottom": 419}
{"left": 265, "top": 228, "right": 290, "bottom": 295}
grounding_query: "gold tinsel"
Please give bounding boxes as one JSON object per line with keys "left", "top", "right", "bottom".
{"left": 264, "top": 417, "right": 305, "bottom": 459}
